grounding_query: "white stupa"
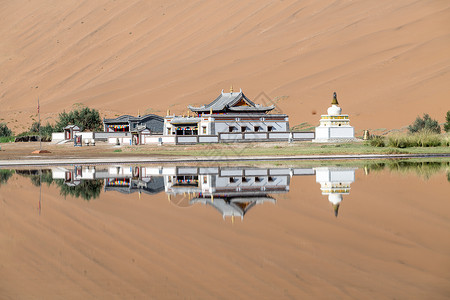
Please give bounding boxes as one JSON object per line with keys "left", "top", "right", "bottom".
{"left": 314, "top": 92, "right": 355, "bottom": 142}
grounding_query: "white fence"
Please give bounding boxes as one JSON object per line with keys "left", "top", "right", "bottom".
{"left": 218, "top": 131, "right": 314, "bottom": 142}
{"left": 52, "top": 131, "right": 314, "bottom": 145}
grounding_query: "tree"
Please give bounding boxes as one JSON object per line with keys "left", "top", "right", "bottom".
{"left": 0, "top": 123, "right": 12, "bottom": 137}
{"left": 444, "top": 111, "right": 450, "bottom": 133}
{"left": 408, "top": 113, "right": 441, "bottom": 134}
{"left": 29, "top": 121, "right": 55, "bottom": 139}
{"left": 54, "top": 106, "right": 102, "bottom": 132}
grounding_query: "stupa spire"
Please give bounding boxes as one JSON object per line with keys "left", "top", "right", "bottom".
{"left": 333, "top": 203, "right": 340, "bottom": 217}
{"left": 230, "top": 85, "right": 234, "bottom": 93}
{"left": 331, "top": 92, "right": 339, "bottom": 105}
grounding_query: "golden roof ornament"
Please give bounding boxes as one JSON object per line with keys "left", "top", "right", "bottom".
{"left": 230, "top": 85, "right": 234, "bottom": 93}
{"left": 331, "top": 92, "right": 339, "bottom": 105}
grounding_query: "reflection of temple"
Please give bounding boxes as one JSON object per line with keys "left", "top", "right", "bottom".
{"left": 52, "top": 166, "right": 165, "bottom": 195}
{"left": 164, "top": 167, "right": 299, "bottom": 221}
{"left": 315, "top": 167, "right": 356, "bottom": 217}
{"left": 50, "top": 165, "right": 356, "bottom": 219}
{"left": 52, "top": 166, "right": 95, "bottom": 186}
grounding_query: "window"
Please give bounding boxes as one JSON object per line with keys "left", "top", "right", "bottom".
{"left": 267, "top": 126, "right": 273, "bottom": 132}
{"left": 255, "top": 177, "right": 262, "bottom": 182}
{"left": 229, "top": 126, "right": 236, "bottom": 133}
{"left": 254, "top": 126, "right": 260, "bottom": 132}
{"left": 229, "top": 177, "right": 237, "bottom": 183}
{"left": 241, "top": 126, "right": 247, "bottom": 132}
{"left": 202, "top": 126, "right": 207, "bottom": 134}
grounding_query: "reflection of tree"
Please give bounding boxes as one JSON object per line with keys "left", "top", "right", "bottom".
{"left": 15, "top": 169, "right": 103, "bottom": 201}
{"left": 31, "top": 171, "right": 54, "bottom": 187}
{"left": 366, "top": 160, "right": 449, "bottom": 180}
{"left": 0, "top": 169, "right": 14, "bottom": 186}
{"left": 15, "top": 169, "right": 54, "bottom": 187}
{"left": 53, "top": 179, "right": 103, "bottom": 201}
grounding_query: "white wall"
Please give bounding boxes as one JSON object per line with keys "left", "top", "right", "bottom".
{"left": 51, "top": 132, "right": 65, "bottom": 142}
{"left": 315, "top": 126, "right": 354, "bottom": 140}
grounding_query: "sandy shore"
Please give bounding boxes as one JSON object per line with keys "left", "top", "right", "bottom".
{"left": 0, "top": 141, "right": 449, "bottom": 167}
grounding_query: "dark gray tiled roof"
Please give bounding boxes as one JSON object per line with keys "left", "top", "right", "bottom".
{"left": 188, "top": 90, "right": 274, "bottom": 113}
{"left": 103, "top": 114, "right": 164, "bottom": 133}
{"left": 103, "top": 114, "right": 163, "bottom": 123}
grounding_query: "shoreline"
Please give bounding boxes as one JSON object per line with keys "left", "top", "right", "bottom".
{"left": 1, "top": 153, "right": 449, "bottom": 167}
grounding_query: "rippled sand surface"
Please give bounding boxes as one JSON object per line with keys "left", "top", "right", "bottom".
{"left": 1, "top": 0, "right": 449, "bottom": 132}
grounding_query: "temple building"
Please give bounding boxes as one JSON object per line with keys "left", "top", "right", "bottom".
{"left": 102, "top": 114, "right": 164, "bottom": 145}
{"left": 164, "top": 87, "right": 289, "bottom": 140}
{"left": 315, "top": 167, "right": 356, "bottom": 217}
{"left": 103, "top": 114, "right": 164, "bottom": 133}
{"left": 314, "top": 92, "right": 355, "bottom": 142}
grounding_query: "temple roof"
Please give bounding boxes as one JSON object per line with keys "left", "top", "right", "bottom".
{"left": 188, "top": 89, "right": 275, "bottom": 113}
{"left": 190, "top": 196, "right": 276, "bottom": 218}
{"left": 103, "top": 114, "right": 164, "bottom": 123}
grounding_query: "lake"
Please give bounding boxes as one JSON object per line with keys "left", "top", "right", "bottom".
{"left": 1, "top": 160, "right": 449, "bottom": 299}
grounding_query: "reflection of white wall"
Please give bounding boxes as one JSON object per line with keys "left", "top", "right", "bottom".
{"left": 315, "top": 167, "right": 355, "bottom": 183}
{"left": 315, "top": 167, "right": 356, "bottom": 216}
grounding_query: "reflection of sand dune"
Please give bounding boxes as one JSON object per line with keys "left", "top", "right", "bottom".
{"left": 1, "top": 1, "right": 449, "bottom": 132}
{"left": 1, "top": 167, "right": 450, "bottom": 298}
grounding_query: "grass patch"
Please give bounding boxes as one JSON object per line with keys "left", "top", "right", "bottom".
{"left": 0, "top": 136, "right": 15, "bottom": 143}
{"left": 113, "top": 149, "right": 122, "bottom": 153}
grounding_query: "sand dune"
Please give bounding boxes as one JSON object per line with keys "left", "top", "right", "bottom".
{"left": 0, "top": 0, "right": 449, "bottom": 133}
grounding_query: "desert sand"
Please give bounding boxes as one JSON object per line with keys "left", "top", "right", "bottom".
{"left": 0, "top": 0, "right": 449, "bottom": 134}
{"left": 0, "top": 167, "right": 449, "bottom": 299}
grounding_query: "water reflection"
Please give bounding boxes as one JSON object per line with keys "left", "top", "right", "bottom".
{"left": 364, "top": 160, "right": 450, "bottom": 180}
{"left": 8, "top": 159, "right": 450, "bottom": 220}
{"left": 315, "top": 167, "right": 356, "bottom": 217}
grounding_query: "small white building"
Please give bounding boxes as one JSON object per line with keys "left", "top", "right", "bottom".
{"left": 314, "top": 92, "right": 355, "bottom": 142}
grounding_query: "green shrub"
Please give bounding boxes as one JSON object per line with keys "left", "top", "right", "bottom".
{"left": 386, "top": 131, "right": 443, "bottom": 148}
{"left": 444, "top": 111, "right": 450, "bottom": 133}
{"left": 413, "top": 130, "right": 441, "bottom": 147}
{"left": 408, "top": 113, "right": 441, "bottom": 134}
{"left": 386, "top": 134, "right": 412, "bottom": 148}
{"left": 0, "top": 136, "right": 15, "bottom": 143}
{"left": 369, "top": 136, "right": 385, "bottom": 147}
{"left": 0, "top": 123, "right": 12, "bottom": 137}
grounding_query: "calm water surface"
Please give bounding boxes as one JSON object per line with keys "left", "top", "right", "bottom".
{"left": 1, "top": 161, "right": 449, "bottom": 299}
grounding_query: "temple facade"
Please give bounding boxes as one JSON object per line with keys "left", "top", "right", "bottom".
{"left": 164, "top": 88, "right": 290, "bottom": 141}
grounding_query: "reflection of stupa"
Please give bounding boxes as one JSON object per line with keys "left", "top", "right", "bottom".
{"left": 315, "top": 167, "right": 356, "bottom": 217}
{"left": 314, "top": 92, "right": 355, "bottom": 142}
